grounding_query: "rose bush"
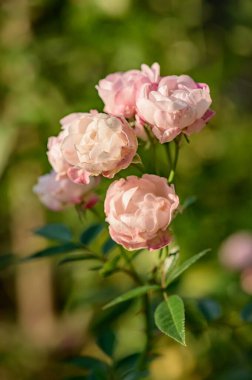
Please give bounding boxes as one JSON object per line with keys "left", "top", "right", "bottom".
{"left": 32, "top": 62, "right": 215, "bottom": 357}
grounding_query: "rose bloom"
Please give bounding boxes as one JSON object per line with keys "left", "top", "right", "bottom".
{"left": 104, "top": 174, "right": 179, "bottom": 251}
{"left": 219, "top": 232, "right": 252, "bottom": 271}
{"left": 47, "top": 113, "right": 91, "bottom": 184}
{"left": 33, "top": 171, "right": 99, "bottom": 211}
{"left": 136, "top": 75, "right": 214, "bottom": 143}
{"left": 96, "top": 63, "right": 160, "bottom": 118}
{"left": 47, "top": 129, "right": 70, "bottom": 177}
{"left": 61, "top": 112, "right": 138, "bottom": 180}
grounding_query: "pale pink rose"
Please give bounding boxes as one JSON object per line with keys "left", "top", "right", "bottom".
{"left": 47, "top": 113, "right": 92, "bottom": 184}
{"left": 33, "top": 171, "right": 99, "bottom": 211}
{"left": 96, "top": 63, "right": 160, "bottom": 118}
{"left": 47, "top": 129, "right": 70, "bottom": 177}
{"left": 104, "top": 174, "right": 179, "bottom": 251}
{"left": 61, "top": 112, "right": 138, "bottom": 180}
{"left": 60, "top": 111, "right": 98, "bottom": 129}
{"left": 136, "top": 75, "right": 214, "bottom": 143}
{"left": 219, "top": 232, "right": 252, "bottom": 270}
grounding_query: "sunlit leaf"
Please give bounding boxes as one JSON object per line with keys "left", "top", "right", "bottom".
{"left": 103, "top": 285, "right": 159, "bottom": 310}
{"left": 34, "top": 223, "right": 72, "bottom": 242}
{"left": 154, "top": 295, "right": 186, "bottom": 345}
{"left": 164, "top": 250, "right": 180, "bottom": 280}
{"left": 166, "top": 249, "right": 211, "bottom": 286}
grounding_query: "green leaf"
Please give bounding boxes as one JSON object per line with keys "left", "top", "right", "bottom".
{"left": 22, "top": 243, "right": 82, "bottom": 261}
{"left": 164, "top": 250, "right": 180, "bottom": 279}
{"left": 34, "top": 224, "right": 72, "bottom": 242}
{"left": 154, "top": 295, "right": 186, "bottom": 345}
{"left": 103, "top": 285, "right": 159, "bottom": 310}
{"left": 100, "top": 255, "right": 120, "bottom": 277}
{"left": 80, "top": 224, "right": 104, "bottom": 245}
{"left": 198, "top": 298, "right": 222, "bottom": 321}
{"left": 96, "top": 329, "right": 116, "bottom": 357}
{"left": 102, "top": 237, "right": 117, "bottom": 255}
{"left": 58, "top": 253, "right": 99, "bottom": 265}
{"left": 241, "top": 303, "right": 252, "bottom": 322}
{"left": 166, "top": 249, "right": 211, "bottom": 286}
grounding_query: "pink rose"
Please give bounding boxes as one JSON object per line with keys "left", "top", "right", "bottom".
{"left": 47, "top": 113, "right": 94, "bottom": 184}
{"left": 33, "top": 171, "right": 99, "bottom": 211}
{"left": 47, "top": 129, "right": 70, "bottom": 177}
{"left": 60, "top": 111, "right": 98, "bottom": 129}
{"left": 60, "top": 112, "right": 86, "bottom": 128}
{"left": 96, "top": 63, "right": 160, "bottom": 118}
{"left": 61, "top": 112, "right": 138, "bottom": 180}
{"left": 136, "top": 75, "right": 214, "bottom": 143}
{"left": 104, "top": 174, "right": 179, "bottom": 251}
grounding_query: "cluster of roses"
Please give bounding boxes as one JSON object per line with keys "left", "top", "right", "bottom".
{"left": 34, "top": 63, "right": 214, "bottom": 251}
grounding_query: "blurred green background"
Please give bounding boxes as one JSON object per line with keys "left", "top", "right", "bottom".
{"left": 1, "top": 0, "right": 252, "bottom": 379}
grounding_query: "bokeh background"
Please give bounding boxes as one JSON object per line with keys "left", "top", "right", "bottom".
{"left": 1, "top": 0, "right": 252, "bottom": 379}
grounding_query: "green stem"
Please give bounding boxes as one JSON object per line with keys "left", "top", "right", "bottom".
{"left": 152, "top": 143, "right": 156, "bottom": 174}
{"left": 165, "top": 143, "right": 172, "bottom": 169}
{"left": 119, "top": 246, "right": 143, "bottom": 285}
{"left": 168, "top": 138, "right": 180, "bottom": 184}
{"left": 173, "top": 139, "right": 180, "bottom": 172}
